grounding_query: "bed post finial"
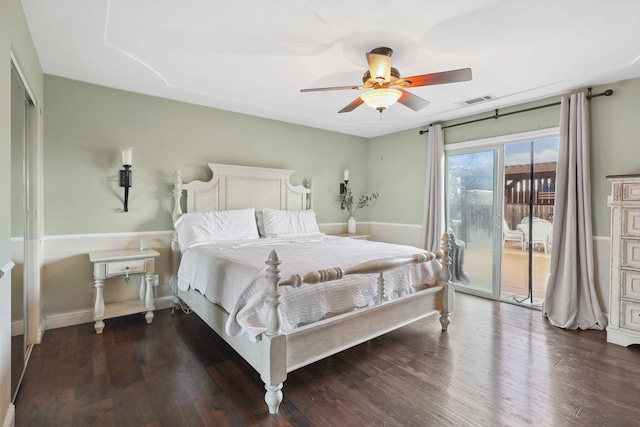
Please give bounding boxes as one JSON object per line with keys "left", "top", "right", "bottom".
{"left": 439, "top": 232, "right": 453, "bottom": 331}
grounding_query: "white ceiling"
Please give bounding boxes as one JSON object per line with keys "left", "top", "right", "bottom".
{"left": 21, "top": 0, "right": 640, "bottom": 138}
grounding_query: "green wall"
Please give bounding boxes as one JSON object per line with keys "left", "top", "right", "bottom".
{"left": 369, "top": 79, "right": 640, "bottom": 238}
{"left": 45, "top": 73, "right": 640, "bottom": 238}
{"left": 367, "top": 128, "right": 428, "bottom": 224}
{"left": 44, "top": 76, "right": 369, "bottom": 235}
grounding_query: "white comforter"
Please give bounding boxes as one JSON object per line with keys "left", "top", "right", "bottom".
{"left": 177, "top": 234, "right": 440, "bottom": 340}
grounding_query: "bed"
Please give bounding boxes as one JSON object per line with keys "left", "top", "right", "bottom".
{"left": 170, "top": 163, "right": 454, "bottom": 414}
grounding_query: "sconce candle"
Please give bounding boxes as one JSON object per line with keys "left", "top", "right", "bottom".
{"left": 121, "top": 147, "right": 133, "bottom": 166}
{"left": 119, "top": 147, "right": 134, "bottom": 212}
{"left": 343, "top": 169, "right": 350, "bottom": 181}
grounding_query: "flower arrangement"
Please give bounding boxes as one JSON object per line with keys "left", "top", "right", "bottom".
{"left": 339, "top": 183, "right": 379, "bottom": 218}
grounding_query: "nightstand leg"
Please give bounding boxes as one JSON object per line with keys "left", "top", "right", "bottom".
{"left": 139, "top": 275, "right": 145, "bottom": 301}
{"left": 94, "top": 279, "right": 105, "bottom": 334}
{"left": 144, "top": 272, "right": 155, "bottom": 324}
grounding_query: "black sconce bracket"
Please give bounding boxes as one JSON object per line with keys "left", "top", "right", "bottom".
{"left": 120, "top": 165, "right": 132, "bottom": 212}
{"left": 340, "top": 180, "right": 349, "bottom": 210}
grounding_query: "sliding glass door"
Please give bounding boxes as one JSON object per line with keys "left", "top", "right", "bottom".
{"left": 501, "top": 138, "right": 558, "bottom": 305}
{"left": 446, "top": 129, "right": 558, "bottom": 306}
{"left": 447, "top": 149, "right": 499, "bottom": 296}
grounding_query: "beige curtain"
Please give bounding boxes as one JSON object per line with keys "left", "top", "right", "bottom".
{"left": 543, "top": 92, "right": 607, "bottom": 330}
{"left": 422, "top": 124, "right": 445, "bottom": 252}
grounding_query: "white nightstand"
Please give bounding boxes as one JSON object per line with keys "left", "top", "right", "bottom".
{"left": 89, "top": 248, "right": 160, "bottom": 334}
{"left": 331, "top": 233, "right": 370, "bottom": 240}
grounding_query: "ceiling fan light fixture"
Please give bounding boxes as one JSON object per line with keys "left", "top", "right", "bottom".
{"left": 360, "top": 88, "right": 402, "bottom": 113}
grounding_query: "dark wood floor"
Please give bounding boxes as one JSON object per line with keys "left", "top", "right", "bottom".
{"left": 15, "top": 293, "right": 640, "bottom": 427}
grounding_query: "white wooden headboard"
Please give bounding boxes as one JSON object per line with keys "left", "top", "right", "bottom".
{"left": 172, "top": 163, "right": 312, "bottom": 222}
{"left": 171, "top": 163, "right": 313, "bottom": 275}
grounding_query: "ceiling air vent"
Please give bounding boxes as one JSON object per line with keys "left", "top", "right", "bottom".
{"left": 462, "top": 94, "right": 496, "bottom": 105}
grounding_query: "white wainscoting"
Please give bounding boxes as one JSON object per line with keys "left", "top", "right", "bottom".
{"left": 368, "top": 222, "right": 423, "bottom": 247}
{"left": 593, "top": 236, "right": 611, "bottom": 313}
{"left": 37, "top": 225, "right": 613, "bottom": 331}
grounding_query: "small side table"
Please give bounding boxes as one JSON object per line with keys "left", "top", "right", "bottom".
{"left": 89, "top": 249, "right": 160, "bottom": 334}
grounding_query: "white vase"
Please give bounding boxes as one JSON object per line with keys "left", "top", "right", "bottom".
{"left": 347, "top": 216, "right": 356, "bottom": 234}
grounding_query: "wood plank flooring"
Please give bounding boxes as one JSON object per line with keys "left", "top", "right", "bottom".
{"left": 15, "top": 293, "right": 640, "bottom": 426}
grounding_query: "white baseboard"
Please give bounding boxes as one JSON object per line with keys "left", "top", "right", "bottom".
{"left": 44, "top": 296, "right": 177, "bottom": 331}
{"left": 10, "top": 321, "right": 22, "bottom": 337}
{"left": 2, "top": 403, "right": 15, "bottom": 427}
{"left": 12, "top": 318, "right": 46, "bottom": 344}
{"left": 36, "top": 318, "right": 45, "bottom": 344}
{"left": 44, "top": 308, "right": 94, "bottom": 330}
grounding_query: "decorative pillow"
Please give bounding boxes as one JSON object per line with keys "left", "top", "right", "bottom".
{"left": 174, "top": 208, "right": 259, "bottom": 251}
{"left": 262, "top": 208, "right": 321, "bottom": 237}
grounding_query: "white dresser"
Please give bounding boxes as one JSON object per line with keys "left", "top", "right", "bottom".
{"left": 607, "top": 174, "right": 640, "bottom": 346}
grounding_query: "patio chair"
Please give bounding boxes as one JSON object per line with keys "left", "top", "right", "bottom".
{"left": 520, "top": 216, "right": 539, "bottom": 225}
{"left": 502, "top": 219, "right": 525, "bottom": 250}
{"left": 525, "top": 218, "right": 552, "bottom": 254}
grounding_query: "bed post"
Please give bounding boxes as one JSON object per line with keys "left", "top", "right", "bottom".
{"left": 262, "top": 250, "right": 287, "bottom": 414}
{"left": 172, "top": 169, "right": 183, "bottom": 224}
{"left": 265, "top": 250, "right": 283, "bottom": 336}
{"left": 171, "top": 170, "right": 183, "bottom": 304}
{"left": 373, "top": 273, "right": 386, "bottom": 304}
{"left": 307, "top": 178, "right": 313, "bottom": 210}
{"left": 439, "top": 232, "right": 454, "bottom": 331}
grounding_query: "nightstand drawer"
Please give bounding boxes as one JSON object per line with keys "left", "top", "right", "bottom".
{"left": 621, "top": 301, "right": 640, "bottom": 332}
{"left": 106, "top": 260, "right": 146, "bottom": 277}
{"left": 622, "top": 270, "right": 640, "bottom": 300}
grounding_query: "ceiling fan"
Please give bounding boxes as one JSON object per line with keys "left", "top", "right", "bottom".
{"left": 301, "top": 47, "right": 472, "bottom": 114}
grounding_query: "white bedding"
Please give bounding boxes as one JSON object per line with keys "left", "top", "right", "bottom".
{"left": 177, "top": 234, "right": 439, "bottom": 340}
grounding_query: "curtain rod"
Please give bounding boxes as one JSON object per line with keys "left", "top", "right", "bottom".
{"left": 418, "top": 88, "right": 613, "bottom": 134}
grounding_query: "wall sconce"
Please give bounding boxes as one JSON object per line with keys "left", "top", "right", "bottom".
{"left": 119, "top": 147, "right": 133, "bottom": 212}
{"left": 340, "top": 169, "right": 350, "bottom": 209}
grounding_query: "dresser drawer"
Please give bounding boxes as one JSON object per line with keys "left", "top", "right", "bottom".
{"left": 622, "top": 209, "right": 640, "bottom": 237}
{"left": 622, "top": 239, "right": 640, "bottom": 269}
{"left": 621, "top": 301, "right": 640, "bottom": 332}
{"left": 622, "top": 182, "right": 640, "bottom": 201}
{"left": 106, "top": 260, "right": 146, "bottom": 277}
{"left": 621, "top": 270, "right": 640, "bottom": 300}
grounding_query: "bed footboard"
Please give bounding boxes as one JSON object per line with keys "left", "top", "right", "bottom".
{"left": 259, "top": 232, "right": 453, "bottom": 414}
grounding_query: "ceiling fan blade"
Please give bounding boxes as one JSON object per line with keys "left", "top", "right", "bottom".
{"left": 338, "top": 97, "right": 364, "bottom": 113}
{"left": 366, "top": 47, "right": 393, "bottom": 82}
{"left": 397, "top": 89, "right": 430, "bottom": 111}
{"left": 301, "top": 84, "right": 363, "bottom": 93}
{"left": 399, "top": 68, "right": 472, "bottom": 88}
{"left": 300, "top": 86, "right": 362, "bottom": 92}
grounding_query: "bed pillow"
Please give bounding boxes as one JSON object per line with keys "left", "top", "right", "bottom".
{"left": 174, "top": 208, "right": 259, "bottom": 250}
{"left": 262, "top": 208, "right": 321, "bottom": 237}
